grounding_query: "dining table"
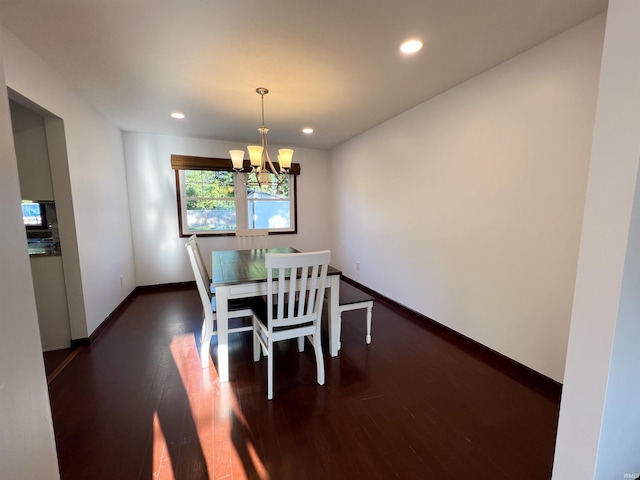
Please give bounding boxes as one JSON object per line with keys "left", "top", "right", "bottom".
{"left": 210, "top": 247, "right": 342, "bottom": 382}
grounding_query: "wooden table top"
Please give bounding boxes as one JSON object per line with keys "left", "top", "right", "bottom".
{"left": 212, "top": 248, "right": 341, "bottom": 286}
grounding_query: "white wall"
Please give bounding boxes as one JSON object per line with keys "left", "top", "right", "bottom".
{"left": 329, "top": 15, "right": 605, "bottom": 382}
{"left": 123, "top": 132, "right": 331, "bottom": 286}
{"left": 1, "top": 26, "right": 136, "bottom": 336}
{"left": 594, "top": 166, "right": 640, "bottom": 477}
{"left": 553, "top": 0, "right": 640, "bottom": 477}
{"left": 11, "top": 101, "right": 54, "bottom": 199}
{"left": 0, "top": 37, "right": 60, "bottom": 480}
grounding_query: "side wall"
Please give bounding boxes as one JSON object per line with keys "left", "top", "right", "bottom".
{"left": 329, "top": 15, "right": 605, "bottom": 382}
{"left": 554, "top": 0, "right": 640, "bottom": 477}
{"left": 1, "top": 27, "right": 136, "bottom": 336}
{"left": 123, "top": 132, "right": 331, "bottom": 286}
{"left": 0, "top": 37, "right": 60, "bottom": 480}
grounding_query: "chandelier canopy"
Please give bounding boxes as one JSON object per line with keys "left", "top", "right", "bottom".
{"left": 230, "top": 87, "right": 293, "bottom": 189}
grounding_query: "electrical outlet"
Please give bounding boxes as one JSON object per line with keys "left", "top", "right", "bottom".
{"left": 356, "top": 262, "right": 360, "bottom": 272}
{"left": 120, "top": 275, "right": 124, "bottom": 287}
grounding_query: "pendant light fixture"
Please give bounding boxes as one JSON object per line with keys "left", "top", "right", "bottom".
{"left": 230, "top": 87, "right": 293, "bottom": 189}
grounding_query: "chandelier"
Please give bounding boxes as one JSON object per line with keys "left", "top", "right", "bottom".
{"left": 229, "top": 87, "right": 293, "bottom": 189}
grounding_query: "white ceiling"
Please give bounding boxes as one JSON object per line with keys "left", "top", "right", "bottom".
{"left": 0, "top": 0, "right": 607, "bottom": 150}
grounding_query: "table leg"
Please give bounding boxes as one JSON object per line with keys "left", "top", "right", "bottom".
{"left": 215, "top": 285, "right": 230, "bottom": 382}
{"left": 327, "top": 275, "right": 341, "bottom": 357}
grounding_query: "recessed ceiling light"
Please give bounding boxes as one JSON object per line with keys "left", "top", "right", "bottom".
{"left": 171, "top": 112, "right": 185, "bottom": 119}
{"left": 400, "top": 39, "right": 423, "bottom": 54}
{"left": 302, "top": 127, "right": 314, "bottom": 134}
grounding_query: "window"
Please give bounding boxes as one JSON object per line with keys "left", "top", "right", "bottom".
{"left": 173, "top": 155, "right": 298, "bottom": 236}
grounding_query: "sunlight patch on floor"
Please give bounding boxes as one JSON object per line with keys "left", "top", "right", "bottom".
{"left": 150, "top": 333, "right": 268, "bottom": 479}
{"left": 152, "top": 411, "right": 174, "bottom": 480}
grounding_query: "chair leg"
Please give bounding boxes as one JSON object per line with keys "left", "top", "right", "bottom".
{"left": 252, "top": 320, "right": 261, "bottom": 362}
{"left": 200, "top": 311, "right": 214, "bottom": 369}
{"left": 200, "top": 327, "right": 210, "bottom": 369}
{"left": 297, "top": 336, "right": 305, "bottom": 352}
{"left": 201, "top": 318, "right": 207, "bottom": 345}
{"left": 366, "top": 304, "right": 372, "bottom": 344}
{"left": 312, "top": 333, "right": 325, "bottom": 385}
{"left": 267, "top": 339, "right": 274, "bottom": 400}
{"left": 201, "top": 308, "right": 212, "bottom": 345}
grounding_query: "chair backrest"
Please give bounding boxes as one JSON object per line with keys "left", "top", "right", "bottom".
{"left": 236, "top": 228, "right": 269, "bottom": 250}
{"left": 186, "top": 243, "right": 214, "bottom": 317}
{"left": 265, "top": 250, "right": 331, "bottom": 329}
{"left": 188, "top": 234, "right": 211, "bottom": 286}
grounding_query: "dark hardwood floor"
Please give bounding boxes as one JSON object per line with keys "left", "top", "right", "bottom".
{"left": 47, "top": 285, "right": 560, "bottom": 479}
{"left": 44, "top": 348, "right": 73, "bottom": 376}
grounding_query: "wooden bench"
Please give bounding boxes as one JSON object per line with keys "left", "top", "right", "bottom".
{"left": 338, "top": 280, "right": 374, "bottom": 347}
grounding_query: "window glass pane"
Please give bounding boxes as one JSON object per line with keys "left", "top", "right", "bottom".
{"left": 247, "top": 175, "right": 291, "bottom": 229}
{"left": 184, "top": 171, "right": 236, "bottom": 231}
{"left": 185, "top": 170, "right": 235, "bottom": 198}
{"left": 249, "top": 199, "right": 290, "bottom": 229}
{"left": 250, "top": 173, "right": 290, "bottom": 197}
{"left": 186, "top": 200, "right": 236, "bottom": 231}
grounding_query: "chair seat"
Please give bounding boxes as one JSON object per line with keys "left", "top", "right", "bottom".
{"left": 211, "top": 296, "right": 260, "bottom": 313}
{"left": 210, "top": 296, "right": 261, "bottom": 335}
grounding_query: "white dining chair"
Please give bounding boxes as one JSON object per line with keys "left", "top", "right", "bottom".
{"left": 235, "top": 228, "right": 269, "bottom": 250}
{"left": 252, "top": 250, "right": 331, "bottom": 399}
{"left": 186, "top": 242, "right": 257, "bottom": 368}
{"left": 188, "top": 234, "right": 214, "bottom": 294}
